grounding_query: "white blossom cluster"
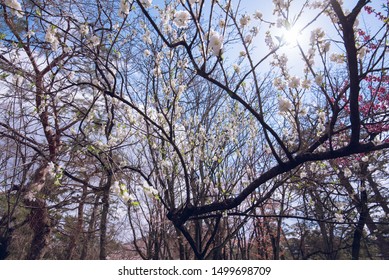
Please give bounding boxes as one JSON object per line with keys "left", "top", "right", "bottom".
{"left": 158, "top": 5, "right": 174, "bottom": 34}
{"left": 306, "top": 28, "right": 331, "bottom": 72}
{"left": 330, "top": 53, "right": 346, "bottom": 64}
{"left": 88, "top": 35, "right": 101, "bottom": 47}
{"left": 239, "top": 14, "right": 251, "bottom": 28}
{"left": 173, "top": 10, "right": 191, "bottom": 28}
{"left": 278, "top": 96, "right": 292, "bottom": 113}
{"left": 265, "top": 31, "right": 275, "bottom": 50}
{"left": 316, "top": 110, "right": 326, "bottom": 136}
{"left": 208, "top": 30, "right": 223, "bottom": 56}
{"left": 142, "top": 29, "right": 152, "bottom": 45}
{"left": 142, "top": 181, "right": 159, "bottom": 199}
{"left": 288, "top": 76, "right": 300, "bottom": 89}
{"left": 272, "top": 0, "right": 289, "bottom": 16}
{"left": 79, "top": 23, "right": 89, "bottom": 36}
{"left": 232, "top": 64, "right": 240, "bottom": 74}
{"left": 139, "top": 0, "right": 152, "bottom": 8}
{"left": 4, "top": 0, "right": 24, "bottom": 18}
{"left": 119, "top": 0, "right": 131, "bottom": 18}
{"left": 315, "top": 74, "right": 323, "bottom": 86}
{"left": 244, "top": 34, "right": 253, "bottom": 44}
{"left": 271, "top": 53, "right": 288, "bottom": 74}
{"left": 343, "top": 167, "right": 352, "bottom": 178}
{"left": 112, "top": 181, "right": 136, "bottom": 202}
{"left": 253, "top": 10, "right": 262, "bottom": 20}
{"left": 45, "top": 26, "right": 59, "bottom": 51}
{"left": 310, "top": 28, "right": 325, "bottom": 45}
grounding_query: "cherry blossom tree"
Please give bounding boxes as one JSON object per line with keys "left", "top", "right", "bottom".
{"left": 128, "top": 0, "right": 389, "bottom": 259}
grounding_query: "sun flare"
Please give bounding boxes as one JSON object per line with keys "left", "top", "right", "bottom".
{"left": 282, "top": 25, "right": 302, "bottom": 45}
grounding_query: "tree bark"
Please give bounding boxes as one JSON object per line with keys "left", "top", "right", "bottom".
{"left": 26, "top": 199, "right": 51, "bottom": 259}
{"left": 351, "top": 189, "right": 368, "bottom": 260}
{"left": 80, "top": 194, "right": 100, "bottom": 259}
{"left": 66, "top": 185, "right": 87, "bottom": 259}
{"left": 99, "top": 187, "right": 110, "bottom": 260}
{"left": 25, "top": 165, "right": 53, "bottom": 260}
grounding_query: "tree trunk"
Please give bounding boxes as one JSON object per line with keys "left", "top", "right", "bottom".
{"left": 66, "top": 185, "right": 87, "bottom": 259}
{"left": 352, "top": 189, "right": 368, "bottom": 260}
{"left": 26, "top": 199, "right": 51, "bottom": 259}
{"left": 0, "top": 228, "right": 12, "bottom": 260}
{"left": 25, "top": 165, "right": 53, "bottom": 260}
{"left": 80, "top": 194, "right": 100, "bottom": 259}
{"left": 99, "top": 187, "right": 110, "bottom": 260}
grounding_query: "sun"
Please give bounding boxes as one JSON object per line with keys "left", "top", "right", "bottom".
{"left": 282, "top": 25, "right": 302, "bottom": 45}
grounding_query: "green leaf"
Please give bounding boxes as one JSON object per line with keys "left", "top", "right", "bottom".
{"left": 131, "top": 201, "right": 140, "bottom": 207}
{"left": 54, "top": 179, "right": 61, "bottom": 186}
{"left": 87, "top": 145, "right": 96, "bottom": 153}
{"left": 0, "top": 73, "right": 9, "bottom": 80}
